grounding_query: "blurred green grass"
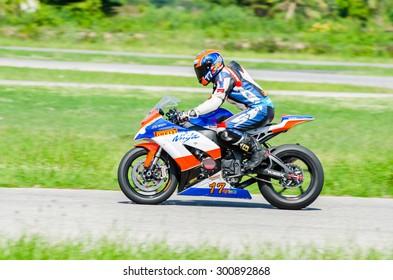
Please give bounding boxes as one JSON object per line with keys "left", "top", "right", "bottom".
{"left": 1, "top": 235, "right": 392, "bottom": 260}
{"left": 0, "top": 85, "right": 392, "bottom": 197}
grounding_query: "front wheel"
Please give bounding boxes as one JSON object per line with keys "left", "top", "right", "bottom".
{"left": 118, "top": 147, "right": 178, "bottom": 204}
{"left": 258, "top": 144, "right": 324, "bottom": 210}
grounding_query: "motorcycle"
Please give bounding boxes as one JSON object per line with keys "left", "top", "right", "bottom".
{"left": 118, "top": 95, "right": 324, "bottom": 210}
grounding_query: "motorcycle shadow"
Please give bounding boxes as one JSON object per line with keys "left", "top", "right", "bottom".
{"left": 119, "top": 196, "right": 321, "bottom": 211}
{"left": 163, "top": 199, "right": 275, "bottom": 209}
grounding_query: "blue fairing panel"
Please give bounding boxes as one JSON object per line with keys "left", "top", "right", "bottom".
{"left": 281, "top": 115, "right": 314, "bottom": 121}
{"left": 178, "top": 187, "right": 252, "bottom": 199}
{"left": 189, "top": 108, "right": 233, "bottom": 127}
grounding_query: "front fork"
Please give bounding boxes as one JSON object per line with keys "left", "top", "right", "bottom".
{"left": 135, "top": 143, "right": 165, "bottom": 180}
{"left": 144, "top": 146, "right": 163, "bottom": 179}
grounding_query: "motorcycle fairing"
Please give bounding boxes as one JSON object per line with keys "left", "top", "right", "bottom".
{"left": 135, "top": 117, "right": 188, "bottom": 141}
{"left": 153, "top": 130, "right": 221, "bottom": 171}
{"left": 134, "top": 142, "right": 211, "bottom": 193}
{"left": 189, "top": 108, "right": 233, "bottom": 127}
{"left": 178, "top": 171, "right": 252, "bottom": 199}
{"left": 135, "top": 112, "right": 222, "bottom": 171}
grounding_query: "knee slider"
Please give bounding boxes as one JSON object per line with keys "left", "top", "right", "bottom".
{"left": 218, "top": 130, "right": 242, "bottom": 144}
{"left": 218, "top": 130, "right": 231, "bottom": 141}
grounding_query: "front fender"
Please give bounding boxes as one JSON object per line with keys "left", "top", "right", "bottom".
{"left": 135, "top": 142, "right": 160, "bottom": 168}
{"left": 135, "top": 142, "right": 181, "bottom": 186}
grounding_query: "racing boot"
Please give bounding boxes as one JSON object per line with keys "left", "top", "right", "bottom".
{"left": 238, "top": 134, "right": 269, "bottom": 171}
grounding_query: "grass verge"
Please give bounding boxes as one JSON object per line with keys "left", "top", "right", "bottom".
{"left": 1, "top": 236, "right": 392, "bottom": 260}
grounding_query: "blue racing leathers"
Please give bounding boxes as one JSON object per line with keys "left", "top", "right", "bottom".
{"left": 191, "top": 61, "right": 275, "bottom": 145}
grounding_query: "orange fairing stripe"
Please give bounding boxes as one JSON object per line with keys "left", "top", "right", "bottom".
{"left": 135, "top": 142, "right": 159, "bottom": 168}
{"left": 175, "top": 155, "right": 201, "bottom": 171}
{"left": 270, "top": 120, "right": 308, "bottom": 133}
{"left": 139, "top": 109, "right": 161, "bottom": 130}
{"left": 136, "top": 144, "right": 221, "bottom": 171}
{"left": 207, "top": 148, "right": 221, "bottom": 160}
{"left": 176, "top": 148, "right": 221, "bottom": 171}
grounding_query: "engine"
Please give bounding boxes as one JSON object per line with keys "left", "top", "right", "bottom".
{"left": 221, "top": 149, "right": 242, "bottom": 185}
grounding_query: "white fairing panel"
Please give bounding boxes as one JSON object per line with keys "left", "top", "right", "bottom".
{"left": 153, "top": 130, "right": 221, "bottom": 171}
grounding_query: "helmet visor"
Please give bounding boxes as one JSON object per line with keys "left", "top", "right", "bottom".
{"left": 194, "top": 64, "right": 209, "bottom": 83}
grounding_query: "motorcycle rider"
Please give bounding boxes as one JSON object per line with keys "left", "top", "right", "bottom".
{"left": 181, "top": 49, "right": 275, "bottom": 171}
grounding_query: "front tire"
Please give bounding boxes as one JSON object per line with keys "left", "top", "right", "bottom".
{"left": 258, "top": 144, "right": 324, "bottom": 210}
{"left": 118, "top": 147, "right": 178, "bottom": 204}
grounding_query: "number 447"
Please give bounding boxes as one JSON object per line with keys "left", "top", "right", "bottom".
{"left": 209, "top": 182, "right": 226, "bottom": 194}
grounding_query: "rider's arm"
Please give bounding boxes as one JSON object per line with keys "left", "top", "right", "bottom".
{"left": 225, "top": 96, "right": 248, "bottom": 111}
{"left": 189, "top": 72, "right": 233, "bottom": 118}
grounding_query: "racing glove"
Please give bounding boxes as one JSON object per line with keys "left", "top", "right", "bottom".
{"left": 187, "top": 109, "right": 199, "bottom": 118}
{"left": 177, "top": 109, "right": 199, "bottom": 125}
{"left": 177, "top": 111, "right": 189, "bottom": 125}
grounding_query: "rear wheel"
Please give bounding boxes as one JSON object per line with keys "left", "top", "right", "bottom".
{"left": 118, "top": 147, "right": 178, "bottom": 204}
{"left": 258, "top": 144, "right": 324, "bottom": 210}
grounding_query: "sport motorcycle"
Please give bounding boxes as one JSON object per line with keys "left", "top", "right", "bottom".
{"left": 118, "top": 96, "right": 324, "bottom": 209}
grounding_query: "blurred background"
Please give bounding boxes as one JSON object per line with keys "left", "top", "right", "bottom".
{"left": 1, "top": 0, "right": 393, "bottom": 260}
{"left": 1, "top": 0, "right": 393, "bottom": 59}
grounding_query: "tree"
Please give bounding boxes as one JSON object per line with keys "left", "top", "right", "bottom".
{"left": 40, "top": 0, "right": 124, "bottom": 15}
{"left": 262, "top": 0, "right": 329, "bottom": 21}
{"left": 336, "top": 0, "right": 370, "bottom": 21}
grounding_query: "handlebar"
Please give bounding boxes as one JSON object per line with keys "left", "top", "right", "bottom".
{"left": 165, "top": 108, "right": 181, "bottom": 125}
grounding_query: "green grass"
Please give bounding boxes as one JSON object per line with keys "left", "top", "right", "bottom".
{"left": 0, "top": 85, "right": 392, "bottom": 197}
{"left": 0, "top": 48, "right": 192, "bottom": 66}
{"left": 1, "top": 66, "right": 393, "bottom": 94}
{"left": 1, "top": 236, "right": 392, "bottom": 260}
{"left": 1, "top": 48, "right": 393, "bottom": 77}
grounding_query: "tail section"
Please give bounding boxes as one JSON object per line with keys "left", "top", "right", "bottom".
{"left": 269, "top": 115, "right": 314, "bottom": 134}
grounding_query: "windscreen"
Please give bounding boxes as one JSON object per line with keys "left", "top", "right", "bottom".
{"left": 152, "top": 95, "right": 181, "bottom": 111}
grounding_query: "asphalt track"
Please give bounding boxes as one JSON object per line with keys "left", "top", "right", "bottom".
{"left": 2, "top": 46, "right": 393, "bottom": 68}
{"left": 1, "top": 188, "right": 392, "bottom": 252}
{"left": 2, "top": 57, "right": 393, "bottom": 89}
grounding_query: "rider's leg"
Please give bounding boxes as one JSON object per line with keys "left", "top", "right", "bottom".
{"left": 237, "top": 132, "right": 268, "bottom": 170}
{"left": 217, "top": 106, "right": 274, "bottom": 170}
{"left": 217, "top": 129, "right": 269, "bottom": 170}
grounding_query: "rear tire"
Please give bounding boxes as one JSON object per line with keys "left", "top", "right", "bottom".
{"left": 258, "top": 144, "right": 324, "bottom": 210}
{"left": 118, "top": 147, "right": 178, "bottom": 204}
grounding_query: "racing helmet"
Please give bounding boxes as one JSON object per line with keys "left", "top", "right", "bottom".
{"left": 194, "top": 50, "right": 224, "bottom": 86}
